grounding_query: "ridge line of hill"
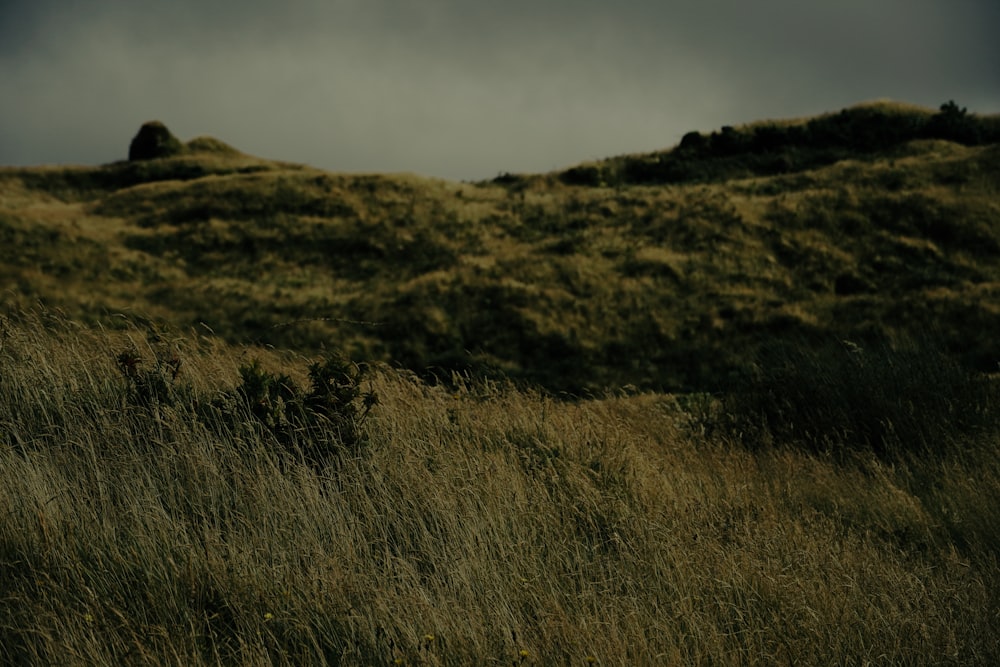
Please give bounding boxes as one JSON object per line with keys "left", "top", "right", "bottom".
{"left": 2, "top": 100, "right": 999, "bottom": 393}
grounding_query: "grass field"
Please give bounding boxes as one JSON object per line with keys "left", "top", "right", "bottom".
{"left": 1, "top": 311, "right": 998, "bottom": 665}
{"left": 2, "top": 101, "right": 1000, "bottom": 664}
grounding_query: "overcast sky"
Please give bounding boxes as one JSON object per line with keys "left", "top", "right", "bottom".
{"left": 2, "top": 0, "right": 998, "bottom": 181}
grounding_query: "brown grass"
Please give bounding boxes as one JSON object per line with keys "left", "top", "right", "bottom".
{"left": 3, "top": 116, "right": 1000, "bottom": 393}
{"left": 1, "top": 311, "right": 997, "bottom": 665}
{"left": 3, "top": 107, "right": 1000, "bottom": 660}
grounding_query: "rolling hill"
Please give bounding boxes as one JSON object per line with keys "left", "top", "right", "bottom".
{"left": 2, "top": 102, "right": 1000, "bottom": 665}
{"left": 2, "top": 101, "right": 999, "bottom": 393}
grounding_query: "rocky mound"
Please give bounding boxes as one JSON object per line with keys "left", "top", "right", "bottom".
{"left": 128, "top": 121, "right": 185, "bottom": 161}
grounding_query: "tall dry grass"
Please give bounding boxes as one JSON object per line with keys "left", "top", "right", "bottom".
{"left": 1, "top": 311, "right": 998, "bottom": 665}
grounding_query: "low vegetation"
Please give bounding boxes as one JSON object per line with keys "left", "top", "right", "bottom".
{"left": 1, "top": 100, "right": 999, "bottom": 663}
{"left": 558, "top": 100, "right": 1000, "bottom": 186}
{"left": 0, "top": 311, "right": 998, "bottom": 665}
{"left": 1, "top": 101, "right": 999, "bottom": 394}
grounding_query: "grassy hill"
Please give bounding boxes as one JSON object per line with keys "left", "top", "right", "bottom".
{"left": 2, "top": 101, "right": 999, "bottom": 395}
{"left": 2, "top": 102, "right": 1000, "bottom": 664}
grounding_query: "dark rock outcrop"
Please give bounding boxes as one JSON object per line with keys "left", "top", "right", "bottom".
{"left": 128, "top": 121, "right": 185, "bottom": 161}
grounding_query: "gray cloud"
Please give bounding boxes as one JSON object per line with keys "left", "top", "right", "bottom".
{"left": 2, "top": 0, "right": 998, "bottom": 180}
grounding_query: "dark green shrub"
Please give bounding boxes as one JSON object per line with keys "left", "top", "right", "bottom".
{"left": 559, "top": 166, "right": 603, "bottom": 187}
{"left": 303, "top": 356, "right": 378, "bottom": 446}
{"left": 492, "top": 172, "right": 524, "bottom": 186}
{"left": 116, "top": 347, "right": 182, "bottom": 408}
{"left": 803, "top": 107, "right": 916, "bottom": 152}
{"left": 717, "top": 339, "right": 998, "bottom": 462}
{"left": 750, "top": 124, "right": 791, "bottom": 153}
{"left": 236, "top": 360, "right": 299, "bottom": 431}
{"left": 926, "top": 101, "right": 983, "bottom": 145}
{"left": 564, "top": 102, "right": 995, "bottom": 188}
{"left": 709, "top": 126, "right": 748, "bottom": 156}
{"left": 621, "top": 155, "right": 711, "bottom": 184}
{"left": 227, "top": 355, "right": 377, "bottom": 463}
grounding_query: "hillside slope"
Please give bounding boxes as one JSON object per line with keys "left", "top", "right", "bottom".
{"left": 2, "top": 103, "right": 999, "bottom": 392}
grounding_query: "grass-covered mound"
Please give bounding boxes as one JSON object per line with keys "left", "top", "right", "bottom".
{"left": 558, "top": 100, "right": 1000, "bottom": 186}
{"left": 1, "top": 312, "right": 998, "bottom": 664}
{"left": 1, "top": 102, "right": 999, "bottom": 394}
